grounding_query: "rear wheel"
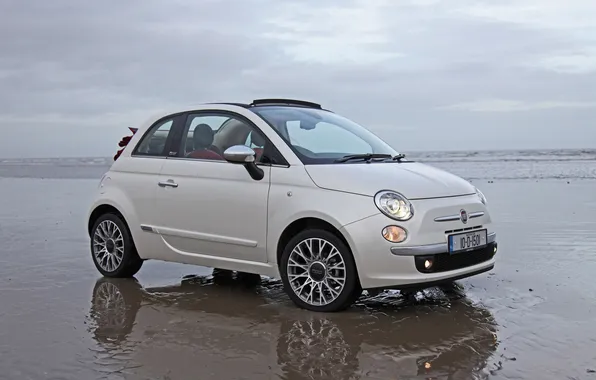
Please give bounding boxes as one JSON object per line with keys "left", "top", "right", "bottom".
{"left": 91, "top": 213, "right": 143, "bottom": 277}
{"left": 280, "top": 229, "right": 361, "bottom": 312}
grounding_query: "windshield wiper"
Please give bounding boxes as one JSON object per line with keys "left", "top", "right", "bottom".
{"left": 334, "top": 153, "right": 392, "bottom": 163}
{"left": 390, "top": 153, "right": 406, "bottom": 161}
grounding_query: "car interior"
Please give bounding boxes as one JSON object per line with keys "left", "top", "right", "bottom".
{"left": 184, "top": 117, "right": 265, "bottom": 162}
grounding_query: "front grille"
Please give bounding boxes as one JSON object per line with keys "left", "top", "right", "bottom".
{"left": 444, "top": 225, "right": 483, "bottom": 234}
{"left": 414, "top": 242, "right": 495, "bottom": 273}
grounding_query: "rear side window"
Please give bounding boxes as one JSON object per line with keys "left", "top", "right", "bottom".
{"left": 133, "top": 118, "right": 174, "bottom": 157}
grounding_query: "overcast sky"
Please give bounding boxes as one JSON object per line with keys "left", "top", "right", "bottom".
{"left": 1, "top": 0, "right": 595, "bottom": 158}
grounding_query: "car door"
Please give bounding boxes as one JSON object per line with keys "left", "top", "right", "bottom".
{"left": 113, "top": 114, "right": 181, "bottom": 229}
{"left": 152, "top": 110, "right": 272, "bottom": 264}
{"left": 101, "top": 114, "right": 183, "bottom": 261}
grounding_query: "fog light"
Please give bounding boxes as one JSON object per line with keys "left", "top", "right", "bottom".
{"left": 424, "top": 259, "right": 433, "bottom": 269}
{"left": 415, "top": 256, "right": 436, "bottom": 273}
{"left": 382, "top": 225, "right": 407, "bottom": 243}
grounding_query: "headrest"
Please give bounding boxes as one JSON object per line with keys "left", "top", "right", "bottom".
{"left": 193, "top": 124, "right": 214, "bottom": 149}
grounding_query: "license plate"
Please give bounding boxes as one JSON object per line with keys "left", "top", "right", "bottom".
{"left": 448, "top": 229, "right": 487, "bottom": 253}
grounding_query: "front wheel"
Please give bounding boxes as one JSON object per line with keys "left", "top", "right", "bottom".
{"left": 91, "top": 213, "right": 143, "bottom": 278}
{"left": 280, "top": 229, "right": 361, "bottom": 312}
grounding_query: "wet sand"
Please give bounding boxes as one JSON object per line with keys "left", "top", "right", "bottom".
{"left": 1, "top": 158, "right": 596, "bottom": 379}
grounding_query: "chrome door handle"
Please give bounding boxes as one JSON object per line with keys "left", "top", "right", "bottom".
{"left": 158, "top": 180, "right": 178, "bottom": 188}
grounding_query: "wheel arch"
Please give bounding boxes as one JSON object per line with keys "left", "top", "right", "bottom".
{"left": 275, "top": 217, "right": 354, "bottom": 267}
{"left": 88, "top": 203, "right": 128, "bottom": 237}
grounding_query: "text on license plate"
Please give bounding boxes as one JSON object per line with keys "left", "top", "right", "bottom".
{"left": 448, "top": 229, "right": 487, "bottom": 253}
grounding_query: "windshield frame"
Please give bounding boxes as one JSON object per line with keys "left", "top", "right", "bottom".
{"left": 249, "top": 105, "right": 400, "bottom": 165}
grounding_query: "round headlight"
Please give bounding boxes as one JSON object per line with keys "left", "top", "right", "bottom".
{"left": 475, "top": 187, "right": 487, "bottom": 205}
{"left": 374, "top": 190, "right": 414, "bottom": 221}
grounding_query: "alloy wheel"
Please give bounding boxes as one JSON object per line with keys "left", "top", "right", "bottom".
{"left": 93, "top": 220, "right": 125, "bottom": 273}
{"left": 286, "top": 237, "right": 347, "bottom": 307}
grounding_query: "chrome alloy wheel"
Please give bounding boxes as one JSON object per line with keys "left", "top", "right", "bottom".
{"left": 287, "top": 237, "right": 347, "bottom": 306}
{"left": 93, "top": 220, "right": 125, "bottom": 272}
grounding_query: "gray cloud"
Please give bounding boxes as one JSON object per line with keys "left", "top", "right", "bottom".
{"left": 0, "top": 0, "right": 595, "bottom": 157}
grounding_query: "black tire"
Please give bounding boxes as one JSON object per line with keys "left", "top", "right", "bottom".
{"left": 90, "top": 212, "right": 143, "bottom": 278}
{"left": 279, "top": 228, "right": 361, "bottom": 312}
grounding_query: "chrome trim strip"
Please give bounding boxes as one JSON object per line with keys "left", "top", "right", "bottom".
{"left": 409, "top": 192, "right": 476, "bottom": 201}
{"left": 140, "top": 224, "right": 257, "bottom": 247}
{"left": 164, "top": 156, "right": 290, "bottom": 168}
{"left": 434, "top": 211, "right": 484, "bottom": 222}
{"left": 128, "top": 155, "right": 290, "bottom": 168}
{"left": 390, "top": 243, "right": 447, "bottom": 256}
{"left": 434, "top": 215, "right": 460, "bottom": 222}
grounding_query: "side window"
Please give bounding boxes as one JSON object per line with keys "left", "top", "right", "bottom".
{"left": 180, "top": 112, "right": 270, "bottom": 163}
{"left": 133, "top": 118, "right": 174, "bottom": 157}
{"left": 181, "top": 115, "right": 230, "bottom": 157}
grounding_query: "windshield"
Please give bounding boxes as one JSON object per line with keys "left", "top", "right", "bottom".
{"left": 250, "top": 106, "right": 399, "bottom": 164}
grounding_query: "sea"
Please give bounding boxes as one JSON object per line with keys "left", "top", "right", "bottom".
{"left": 1, "top": 148, "right": 595, "bottom": 182}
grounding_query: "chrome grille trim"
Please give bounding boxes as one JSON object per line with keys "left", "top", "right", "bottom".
{"left": 434, "top": 211, "right": 484, "bottom": 222}
{"left": 434, "top": 215, "right": 459, "bottom": 222}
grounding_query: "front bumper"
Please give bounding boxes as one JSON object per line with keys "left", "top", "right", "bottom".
{"left": 339, "top": 201, "right": 497, "bottom": 290}
{"left": 390, "top": 232, "right": 497, "bottom": 257}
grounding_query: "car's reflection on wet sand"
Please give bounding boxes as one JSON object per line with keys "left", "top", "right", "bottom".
{"left": 87, "top": 270, "right": 498, "bottom": 380}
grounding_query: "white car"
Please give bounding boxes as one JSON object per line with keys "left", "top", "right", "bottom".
{"left": 87, "top": 98, "right": 497, "bottom": 312}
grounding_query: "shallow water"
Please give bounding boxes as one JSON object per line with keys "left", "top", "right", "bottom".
{"left": 1, "top": 150, "right": 595, "bottom": 379}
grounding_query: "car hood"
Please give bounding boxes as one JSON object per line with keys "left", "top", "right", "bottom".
{"left": 304, "top": 162, "right": 476, "bottom": 199}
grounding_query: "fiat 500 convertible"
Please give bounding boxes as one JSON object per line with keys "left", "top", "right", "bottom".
{"left": 87, "top": 98, "right": 497, "bottom": 312}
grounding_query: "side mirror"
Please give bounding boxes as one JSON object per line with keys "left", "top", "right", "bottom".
{"left": 223, "top": 145, "right": 256, "bottom": 163}
{"left": 223, "top": 145, "right": 264, "bottom": 181}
